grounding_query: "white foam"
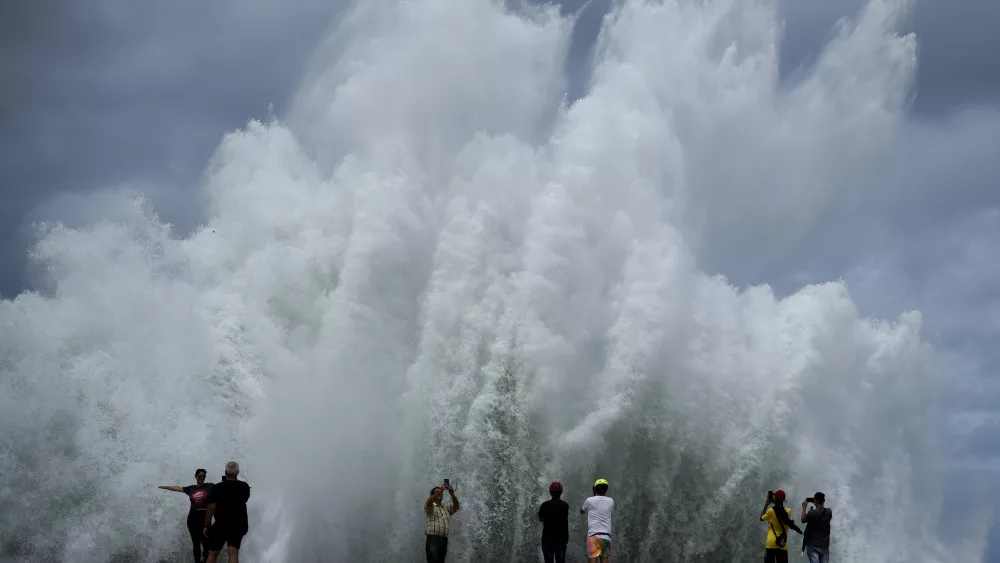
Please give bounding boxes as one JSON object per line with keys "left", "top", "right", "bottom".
{"left": 0, "top": 0, "right": 989, "bottom": 561}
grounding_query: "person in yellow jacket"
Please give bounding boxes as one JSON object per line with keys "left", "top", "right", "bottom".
{"left": 760, "top": 490, "right": 803, "bottom": 563}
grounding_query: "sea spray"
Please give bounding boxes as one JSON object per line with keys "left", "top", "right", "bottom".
{"left": 0, "top": 0, "right": 988, "bottom": 561}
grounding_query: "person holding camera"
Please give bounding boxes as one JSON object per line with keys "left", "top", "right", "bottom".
{"left": 800, "top": 492, "right": 832, "bottom": 563}
{"left": 760, "top": 490, "right": 803, "bottom": 563}
{"left": 424, "top": 480, "right": 460, "bottom": 563}
{"left": 581, "top": 478, "right": 614, "bottom": 563}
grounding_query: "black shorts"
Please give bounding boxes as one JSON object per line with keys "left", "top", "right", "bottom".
{"left": 207, "top": 525, "right": 247, "bottom": 551}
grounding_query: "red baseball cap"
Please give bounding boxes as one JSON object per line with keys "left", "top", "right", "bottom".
{"left": 773, "top": 490, "right": 786, "bottom": 501}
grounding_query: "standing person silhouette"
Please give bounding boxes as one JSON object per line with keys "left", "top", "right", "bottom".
{"left": 580, "top": 478, "right": 614, "bottom": 563}
{"left": 538, "top": 481, "right": 569, "bottom": 563}
{"left": 158, "top": 468, "right": 214, "bottom": 563}
{"left": 760, "top": 489, "right": 803, "bottom": 563}
{"left": 203, "top": 461, "right": 251, "bottom": 563}
{"left": 800, "top": 492, "right": 833, "bottom": 563}
{"left": 424, "top": 481, "right": 460, "bottom": 563}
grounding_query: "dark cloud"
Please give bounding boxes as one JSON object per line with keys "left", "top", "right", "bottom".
{"left": 779, "top": 0, "right": 1000, "bottom": 113}
{"left": 909, "top": 0, "right": 1000, "bottom": 112}
{"left": 559, "top": 0, "right": 613, "bottom": 101}
{"left": 0, "top": 0, "right": 343, "bottom": 296}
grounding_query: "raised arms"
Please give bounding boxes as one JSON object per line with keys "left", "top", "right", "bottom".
{"left": 445, "top": 484, "right": 460, "bottom": 514}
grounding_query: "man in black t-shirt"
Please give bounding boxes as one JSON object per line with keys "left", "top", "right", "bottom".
{"left": 203, "top": 461, "right": 252, "bottom": 563}
{"left": 800, "top": 492, "right": 832, "bottom": 563}
{"left": 538, "top": 481, "right": 569, "bottom": 563}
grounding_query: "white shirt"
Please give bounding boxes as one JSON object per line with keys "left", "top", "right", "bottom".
{"left": 581, "top": 495, "right": 614, "bottom": 537}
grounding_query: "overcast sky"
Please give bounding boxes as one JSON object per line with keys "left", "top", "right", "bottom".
{"left": 2, "top": 0, "right": 1000, "bottom": 546}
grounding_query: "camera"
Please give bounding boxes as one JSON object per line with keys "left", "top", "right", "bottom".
{"left": 806, "top": 497, "right": 815, "bottom": 503}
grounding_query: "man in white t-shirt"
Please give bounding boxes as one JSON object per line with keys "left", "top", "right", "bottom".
{"left": 580, "top": 478, "right": 614, "bottom": 563}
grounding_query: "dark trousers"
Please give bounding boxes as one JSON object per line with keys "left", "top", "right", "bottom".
{"left": 541, "top": 542, "right": 567, "bottom": 563}
{"left": 426, "top": 534, "right": 448, "bottom": 563}
{"left": 186, "top": 511, "right": 209, "bottom": 563}
{"left": 764, "top": 548, "right": 789, "bottom": 563}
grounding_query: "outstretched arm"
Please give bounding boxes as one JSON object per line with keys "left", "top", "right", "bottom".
{"left": 158, "top": 486, "right": 185, "bottom": 492}
{"left": 778, "top": 508, "right": 803, "bottom": 534}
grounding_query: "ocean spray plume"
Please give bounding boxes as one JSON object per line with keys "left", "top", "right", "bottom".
{"left": 0, "top": 0, "right": 990, "bottom": 561}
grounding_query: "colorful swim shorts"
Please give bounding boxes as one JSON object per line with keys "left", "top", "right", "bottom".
{"left": 587, "top": 535, "right": 612, "bottom": 558}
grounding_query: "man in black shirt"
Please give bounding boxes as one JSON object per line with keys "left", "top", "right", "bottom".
{"left": 203, "top": 461, "right": 251, "bottom": 563}
{"left": 800, "top": 492, "right": 832, "bottom": 563}
{"left": 538, "top": 481, "right": 569, "bottom": 563}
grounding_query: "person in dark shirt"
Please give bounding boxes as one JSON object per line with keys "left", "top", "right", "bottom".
{"left": 203, "top": 461, "right": 251, "bottom": 563}
{"left": 800, "top": 492, "right": 832, "bottom": 563}
{"left": 538, "top": 481, "right": 569, "bottom": 563}
{"left": 158, "top": 468, "right": 214, "bottom": 563}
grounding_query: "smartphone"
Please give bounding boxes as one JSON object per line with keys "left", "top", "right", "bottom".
{"left": 806, "top": 497, "right": 815, "bottom": 503}
{"left": 443, "top": 479, "right": 450, "bottom": 486}
{"left": 767, "top": 490, "right": 773, "bottom": 501}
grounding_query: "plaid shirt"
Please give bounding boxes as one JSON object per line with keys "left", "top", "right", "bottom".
{"left": 425, "top": 503, "right": 454, "bottom": 537}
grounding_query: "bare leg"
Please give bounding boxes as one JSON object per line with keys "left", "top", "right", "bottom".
{"left": 205, "top": 551, "right": 220, "bottom": 563}
{"left": 228, "top": 546, "right": 240, "bottom": 563}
